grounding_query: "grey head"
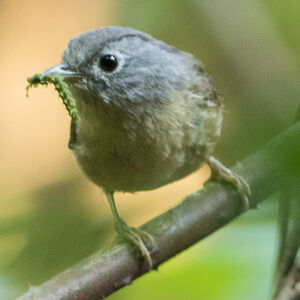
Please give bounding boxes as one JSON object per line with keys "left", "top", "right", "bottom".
{"left": 60, "top": 26, "right": 205, "bottom": 108}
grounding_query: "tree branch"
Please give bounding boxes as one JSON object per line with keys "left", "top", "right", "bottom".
{"left": 274, "top": 264, "right": 300, "bottom": 300}
{"left": 18, "top": 122, "right": 300, "bottom": 300}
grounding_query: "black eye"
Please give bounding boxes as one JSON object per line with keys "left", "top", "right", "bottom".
{"left": 100, "top": 55, "right": 118, "bottom": 72}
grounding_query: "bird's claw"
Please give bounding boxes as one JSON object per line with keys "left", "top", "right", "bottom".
{"left": 115, "top": 220, "right": 156, "bottom": 270}
{"left": 207, "top": 156, "right": 251, "bottom": 211}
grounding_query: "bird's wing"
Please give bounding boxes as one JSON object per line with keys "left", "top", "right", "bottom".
{"left": 68, "top": 120, "right": 77, "bottom": 149}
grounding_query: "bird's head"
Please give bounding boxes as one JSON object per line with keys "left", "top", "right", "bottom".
{"left": 41, "top": 26, "right": 197, "bottom": 113}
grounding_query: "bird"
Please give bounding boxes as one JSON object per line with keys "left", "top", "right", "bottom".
{"left": 40, "top": 26, "right": 250, "bottom": 269}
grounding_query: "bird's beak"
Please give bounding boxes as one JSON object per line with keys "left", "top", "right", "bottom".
{"left": 40, "top": 64, "right": 84, "bottom": 80}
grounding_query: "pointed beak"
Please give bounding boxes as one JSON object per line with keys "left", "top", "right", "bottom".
{"left": 40, "top": 64, "right": 84, "bottom": 80}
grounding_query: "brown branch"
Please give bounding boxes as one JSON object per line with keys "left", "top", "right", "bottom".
{"left": 18, "top": 122, "right": 300, "bottom": 300}
{"left": 274, "top": 264, "right": 300, "bottom": 300}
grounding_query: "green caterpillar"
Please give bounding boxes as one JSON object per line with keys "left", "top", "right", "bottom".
{"left": 26, "top": 73, "right": 79, "bottom": 122}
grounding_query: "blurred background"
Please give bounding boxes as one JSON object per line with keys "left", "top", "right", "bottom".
{"left": 1, "top": 0, "right": 300, "bottom": 299}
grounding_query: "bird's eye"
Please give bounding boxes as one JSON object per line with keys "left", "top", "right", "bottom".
{"left": 100, "top": 55, "right": 118, "bottom": 72}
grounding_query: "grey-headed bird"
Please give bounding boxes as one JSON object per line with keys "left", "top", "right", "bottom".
{"left": 40, "top": 27, "right": 250, "bottom": 268}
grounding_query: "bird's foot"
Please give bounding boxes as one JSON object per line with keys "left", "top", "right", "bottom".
{"left": 115, "top": 219, "right": 156, "bottom": 270}
{"left": 207, "top": 156, "right": 251, "bottom": 211}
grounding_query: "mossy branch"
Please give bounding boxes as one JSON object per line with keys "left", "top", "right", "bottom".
{"left": 17, "top": 122, "right": 300, "bottom": 300}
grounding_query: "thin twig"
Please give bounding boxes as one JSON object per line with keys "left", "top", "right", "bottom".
{"left": 18, "top": 122, "right": 300, "bottom": 300}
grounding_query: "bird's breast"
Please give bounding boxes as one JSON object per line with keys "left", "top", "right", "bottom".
{"left": 71, "top": 91, "right": 222, "bottom": 192}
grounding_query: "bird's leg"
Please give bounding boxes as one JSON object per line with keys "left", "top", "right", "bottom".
{"left": 104, "top": 190, "right": 156, "bottom": 269}
{"left": 206, "top": 156, "right": 251, "bottom": 211}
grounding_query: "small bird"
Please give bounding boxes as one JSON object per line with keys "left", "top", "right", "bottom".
{"left": 40, "top": 26, "right": 250, "bottom": 268}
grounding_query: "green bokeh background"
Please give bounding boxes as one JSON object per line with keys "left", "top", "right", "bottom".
{"left": 1, "top": 1, "right": 300, "bottom": 299}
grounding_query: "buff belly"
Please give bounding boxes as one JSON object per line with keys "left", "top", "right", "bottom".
{"left": 72, "top": 126, "right": 207, "bottom": 192}
{"left": 70, "top": 89, "right": 223, "bottom": 192}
